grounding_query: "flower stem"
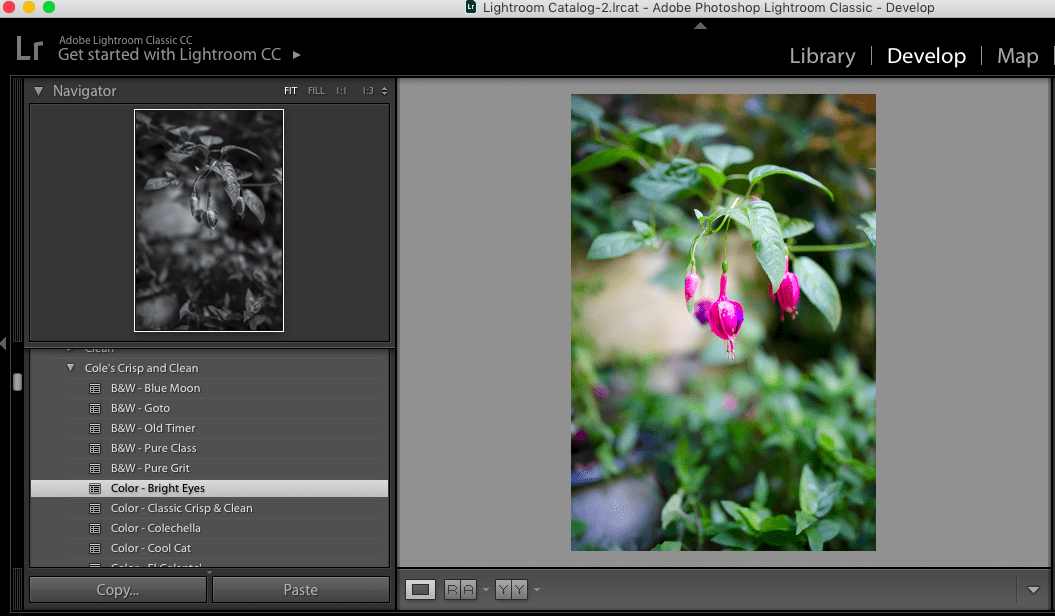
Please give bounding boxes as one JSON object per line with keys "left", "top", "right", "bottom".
{"left": 722, "top": 222, "right": 729, "bottom": 264}
{"left": 789, "top": 241, "right": 870, "bottom": 253}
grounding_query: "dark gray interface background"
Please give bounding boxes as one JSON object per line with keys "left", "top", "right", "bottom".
{"left": 397, "top": 78, "right": 1050, "bottom": 568}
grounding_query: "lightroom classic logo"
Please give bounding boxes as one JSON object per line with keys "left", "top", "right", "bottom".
{"left": 16, "top": 36, "right": 42, "bottom": 60}
{"left": 466, "top": 0, "right": 477, "bottom": 13}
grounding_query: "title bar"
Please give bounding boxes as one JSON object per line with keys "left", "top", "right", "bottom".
{"left": 5, "top": 0, "right": 1055, "bottom": 18}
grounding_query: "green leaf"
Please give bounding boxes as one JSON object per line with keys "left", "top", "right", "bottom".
{"left": 679, "top": 122, "right": 726, "bottom": 143}
{"left": 752, "top": 470, "right": 769, "bottom": 507}
{"left": 595, "top": 443, "right": 619, "bottom": 475}
{"left": 661, "top": 491, "right": 684, "bottom": 529}
{"left": 620, "top": 117, "right": 655, "bottom": 134}
{"left": 199, "top": 135, "right": 223, "bottom": 146}
{"left": 799, "top": 464, "right": 820, "bottom": 515}
{"left": 631, "top": 220, "right": 654, "bottom": 239}
{"left": 746, "top": 200, "right": 787, "bottom": 291}
{"left": 793, "top": 256, "right": 842, "bottom": 331}
{"left": 806, "top": 526, "right": 824, "bottom": 551}
{"left": 760, "top": 515, "right": 792, "bottom": 534}
{"left": 571, "top": 148, "right": 644, "bottom": 176}
{"left": 570, "top": 95, "right": 604, "bottom": 123}
{"left": 711, "top": 532, "right": 754, "bottom": 550}
{"left": 858, "top": 226, "right": 876, "bottom": 254}
{"left": 684, "top": 466, "right": 709, "bottom": 493}
{"left": 615, "top": 420, "right": 639, "bottom": 456}
{"left": 710, "top": 501, "right": 728, "bottom": 524}
{"left": 693, "top": 209, "right": 707, "bottom": 226}
{"left": 727, "top": 206, "right": 749, "bottom": 228}
{"left": 703, "top": 144, "right": 753, "bottom": 171}
{"left": 815, "top": 481, "right": 843, "bottom": 517}
{"left": 721, "top": 501, "right": 760, "bottom": 532}
{"left": 629, "top": 159, "right": 701, "bottom": 202}
{"left": 858, "top": 211, "right": 876, "bottom": 254}
{"left": 697, "top": 164, "right": 727, "bottom": 188}
{"left": 651, "top": 540, "right": 682, "bottom": 551}
{"left": 638, "top": 127, "right": 670, "bottom": 147}
{"left": 586, "top": 231, "right": 645, "bottom": 260}
{"left": 759, "top": 515, "right": 796, "bottom": 546}
{"left": 841, "top": 457, "right": 877, "bottom": 481}
{"left": 816, "top": 520, "right": 841, "bottom": 542}
{"left": 795, "top": 510, "right": 817, "bottom": 535}
{"left": 747, "top": 164, "right": 833, "bottom": 200}
{"left": 781, "top": 218, "right": 815, "bottom": 239}
{"left": 571, "top": 518, "right": 588, "bottom": 540}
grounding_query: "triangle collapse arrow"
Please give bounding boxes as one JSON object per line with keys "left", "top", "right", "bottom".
{"left": 694, "top": 22, "right": 706, "bottom": 29}
{"left": 67, "top": 364, "right": 75, "bottom": 372}
{"left": 482, "top": 588, "right": 489, "bottom": 592}
{"left": 534, "top": 587, "right": 540, "bottom": 591}
{"left": 1028, "top": 586, "right": 1039, "bottom": 594}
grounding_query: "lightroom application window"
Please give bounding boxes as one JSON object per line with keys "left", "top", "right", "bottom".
{"left": 5, "top": 3, "right": 1051, "bottom": 612}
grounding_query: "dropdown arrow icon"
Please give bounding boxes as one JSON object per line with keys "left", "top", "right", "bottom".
{"left": 534, "top": 588, "right": 540, "bottom": 591}
{"left": 207, "top": 571, "right": 213, "bottom": 574}
{"left": 67, "top": 364, "right": 75, "bottom": 372}
{"left": 1028, "top": 586, "right": 1039, "bottom": 594}
{"left": 34, "top": 86, "right": 42, "bottom": 96}
{"left": 381, "top": 87, "right": 388, "bottom": 96}
{"left": 482, "top": 588, "right": 489, "bottom": 592}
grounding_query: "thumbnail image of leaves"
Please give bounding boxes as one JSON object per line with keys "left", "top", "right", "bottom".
{"left": 134, "top": 109, "right": 283, "bottom": 331}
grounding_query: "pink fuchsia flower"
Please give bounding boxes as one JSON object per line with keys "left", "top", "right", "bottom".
{"left": 708, "top": 273, "right": 744, "bottom": 360}
{"left": 592, "top": 383, "right": 610, "bottom": 401}
{"left": 767, "top": 257, "right": 800, "bottom": 321}
{"left": 693, "top": 297, "right": 714, "bottom": 326}
{"left": 684, "top": 270, "right": 700, "bottom": 303}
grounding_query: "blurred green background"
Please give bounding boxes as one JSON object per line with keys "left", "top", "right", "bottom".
{"left": 571, "top": 94, "right": 876, "bottom": 552}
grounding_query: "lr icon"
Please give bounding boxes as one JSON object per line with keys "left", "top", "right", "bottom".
{"left": 17, "top": 36, "right": 43, "bottom": 61}
{"left": 466, "top": 0, "right": 477, "bottom": 12}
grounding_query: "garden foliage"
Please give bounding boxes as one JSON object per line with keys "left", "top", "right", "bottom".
{"left": 571, "top": 94, "right": 876, "bottom": 550}
{"left": 135, "top": 110, "right": 283, "bottom": 330}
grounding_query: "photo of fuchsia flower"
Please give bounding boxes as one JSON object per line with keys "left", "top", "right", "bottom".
{"left": 571, "top": 94, "right": 876, "bottom": 552}
{"left": 693, "top": 297, "right": 714, "bottom": 326}
{"left": 768, "top": 256, "right": 800, "bottom": 321}
{"left": 684, "top": 269, "right": 700, "bottom": 304}
{"left": 708, "top": 273, "right": 744, "bottom": 360}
